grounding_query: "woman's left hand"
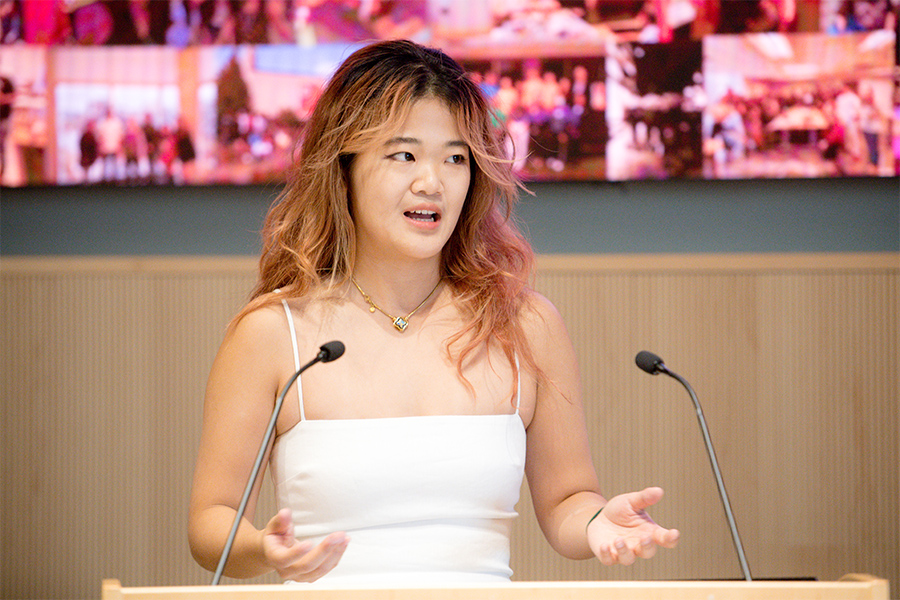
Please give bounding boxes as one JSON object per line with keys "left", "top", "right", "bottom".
{"left": 586, "top": 486, "right": 680, "bottom": 565}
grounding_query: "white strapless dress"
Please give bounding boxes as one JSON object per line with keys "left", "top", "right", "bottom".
{"left": 270, "top": 299, "right": 527, "bottom": 585}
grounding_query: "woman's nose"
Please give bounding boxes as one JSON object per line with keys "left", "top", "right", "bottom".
{"left": 411, "top": 161, "right": 443, "bottom": 195}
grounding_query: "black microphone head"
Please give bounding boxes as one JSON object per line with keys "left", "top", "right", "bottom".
{"left": 635, "top": 350, "right": 665, "bottom": 375}
{"left": 318, "top": 341, "right": 345, "bottom": 362}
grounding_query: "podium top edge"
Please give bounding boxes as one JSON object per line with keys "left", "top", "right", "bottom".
{"left": 101, "top": 576, "right": 890, "bottom": 593}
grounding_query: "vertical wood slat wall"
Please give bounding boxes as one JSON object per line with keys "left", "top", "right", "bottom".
{"left": 1, "top": 254, "right": 897, "bottom": 600}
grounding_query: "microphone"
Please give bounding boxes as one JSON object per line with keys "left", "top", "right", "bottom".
{"left": 211, "top": 340, "right": 345, "bottom": 584}
{"left": 635, "top": 350, "right": 752, "bottom": 581}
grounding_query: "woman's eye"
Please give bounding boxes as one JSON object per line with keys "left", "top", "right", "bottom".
{"left": 448, "top": 154, "right": 467, "bottom": 164}
{"left": 389, "top": 151, "right": 415, "bottom": 162}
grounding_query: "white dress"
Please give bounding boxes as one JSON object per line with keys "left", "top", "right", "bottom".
{"left": 270, "top": 300, "right": 527, "bottom": 585}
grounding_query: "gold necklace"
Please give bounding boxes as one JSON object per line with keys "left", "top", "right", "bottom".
{"left": 351, "top": 276, "right": 441, "bottom": 332}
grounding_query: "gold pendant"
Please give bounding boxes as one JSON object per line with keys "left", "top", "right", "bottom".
{"left": 392, "top": 317, "right": 409, "bottom": 332}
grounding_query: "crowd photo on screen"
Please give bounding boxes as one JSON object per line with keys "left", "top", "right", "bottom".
{"left": 0, "top": 0, "right": 897, "bottom": 187}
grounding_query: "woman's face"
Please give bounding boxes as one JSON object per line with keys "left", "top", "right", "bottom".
{"left": 349, "top": 97, "right": 471, "bottom": 268}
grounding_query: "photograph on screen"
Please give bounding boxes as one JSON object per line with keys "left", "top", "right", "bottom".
{"left": 702, "top": 30, "right": 896, "bottom": 179}
{"left": 52, "top": 46, "right": 183, "bottom": 185}
{"left": 196, "top": 43, "right": 359, "bottom": 185}
{"left": 0, "top": 45, "right": 48, "bottom": 187}
{"left": 460, "top": 54, "right": 607, "bottom": 181}
{"left": 605, "top": 39, "right": 704, "bottom": 180}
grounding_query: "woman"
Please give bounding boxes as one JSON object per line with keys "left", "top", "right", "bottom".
{"left": 188, "top": 39, "right": 678, "bottom": 584}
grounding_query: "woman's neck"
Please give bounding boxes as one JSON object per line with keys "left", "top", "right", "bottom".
{"left": 350, "top": 256, "right": 444, "bottom": 317}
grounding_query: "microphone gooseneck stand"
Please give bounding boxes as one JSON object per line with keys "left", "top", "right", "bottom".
{"left": 211, "top": 341, "right": 345, "bottom": 585}
{"left": 635, "top": 351, "right": 752, "bottom": 582}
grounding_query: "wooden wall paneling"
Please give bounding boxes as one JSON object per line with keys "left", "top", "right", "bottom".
{"left": 2, "top": 272, "right": 157, "bottom": 598}
{"left": 1, "top": 255, "right": 897, "bottom": 600}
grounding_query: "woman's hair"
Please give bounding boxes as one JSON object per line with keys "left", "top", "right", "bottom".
{"left": 241, "top": 39, "right": 538, "bottom": 394}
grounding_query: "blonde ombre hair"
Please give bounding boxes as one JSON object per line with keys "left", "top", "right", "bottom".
{"left": 243, "top": 39, "right": 538, "bottom": 393}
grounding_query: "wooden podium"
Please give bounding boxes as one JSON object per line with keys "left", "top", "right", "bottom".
{"left": 103, "top": 574, "right": 889, "bottom": 600}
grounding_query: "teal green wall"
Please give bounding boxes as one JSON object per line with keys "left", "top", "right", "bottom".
{"left": 2, "top": 177, "right": 897, "bottom": 255}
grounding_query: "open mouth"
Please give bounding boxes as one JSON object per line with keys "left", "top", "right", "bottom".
{"left": 404, "top": 209, "right": 440, "bottom": 222}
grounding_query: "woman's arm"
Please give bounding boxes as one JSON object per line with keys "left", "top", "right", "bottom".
{"left": 187, "top": 306, "right": 348, "bottom": 579}
{"left": 522, "top": 292, "right": 605, "bottom": 559}
{"left": 188, "top": 306, "right": 288, "bottom": 577}
{"left": 523, "top": 293, "right": 678, "bottom": 564}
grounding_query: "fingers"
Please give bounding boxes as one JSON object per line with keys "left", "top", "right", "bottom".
{"left": 263, "top": 511, "right": 350, "bottom": 582}
{"left": 631, "top": 486, "right": 664, "bottom": 511}
{"left": 598, "top": 530, "right": 674, "bottom": 565}
{"left": 612, "top": 538, "right": 637, "bottom": 566}
{"left": 596, "top": 537, "right": 638, "bottom": 566}
{"left": 633, "top": 535, "right": 658, "bottom": 560}
{"left": 266, "top": 531, "right": 350, "bottom": 582}
{"left": 654, "top": 526, "right": 681, "bottom": 548}
{"left": 278, "top": 532, "right": 350, "bottom": 582}
{"left": 590, "top": 488, "right": 679, "bottom": 567}
{"left": 602, "top": 487, "right": 663, "bottom": 524}
{"left": 266, "top": 508, "right": 293, "bottom": 536}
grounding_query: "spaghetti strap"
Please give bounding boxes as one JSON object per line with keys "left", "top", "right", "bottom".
{"left": 280, "top": 299, "right": 305, "bottom": 421}
{"left": 514, "top": 354, "right": 521, "bottom": 415}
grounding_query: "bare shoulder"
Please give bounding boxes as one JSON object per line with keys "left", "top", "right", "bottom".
{"left": 213, "top": 301, "right": 298, "bottom": 379}
{"left": 227, "top": 295, "right": 341, "bottom": 363}
{"left": 520, "top": 289, "right": 565, "bottom": 323}
{"left": 228, "top": 301, "right": 291, "bottom": 348}
{"left": 519, "top": 289, "right": 570, "bottom": 355}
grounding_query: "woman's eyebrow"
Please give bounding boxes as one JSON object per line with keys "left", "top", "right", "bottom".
{"left": 384, "top": 136, "right": 420, "bottom": 146}
{"left": 384, "top": 137, "right": 468, "bottom": 149}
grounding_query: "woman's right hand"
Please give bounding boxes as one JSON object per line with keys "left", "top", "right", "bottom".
{"left": 262, "top": 509, "right": 350, "bottom": 582}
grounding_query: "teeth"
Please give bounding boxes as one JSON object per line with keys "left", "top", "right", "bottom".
{"left": 407, "top": 210, "right": 438, "bottom": 221}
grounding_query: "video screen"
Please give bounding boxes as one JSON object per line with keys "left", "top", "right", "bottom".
{"left": 0, "top": 0, "right": 896, "bottom": 187}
